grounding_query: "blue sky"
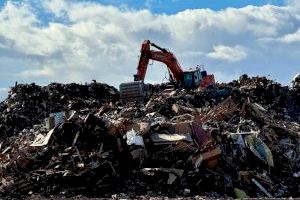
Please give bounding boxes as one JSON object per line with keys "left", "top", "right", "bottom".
{"left": 0, "top": 0, "right": 299, "bottom": 100}
{"left": 84, "top": 0, "right": 285, "bottom": 13}
{"left": 0, "top": 0, "right": 286, "bottom": 13}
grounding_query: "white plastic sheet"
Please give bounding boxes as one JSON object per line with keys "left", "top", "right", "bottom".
{"left": 124, "top": 129, "right": 144, "bottom": 147}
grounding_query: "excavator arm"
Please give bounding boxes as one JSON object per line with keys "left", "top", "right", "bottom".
{"left": 135, "top": 40, "right": 184, "bottom": 83}
{"left": 135, "top": 40, "right": 151, "bottom": 81}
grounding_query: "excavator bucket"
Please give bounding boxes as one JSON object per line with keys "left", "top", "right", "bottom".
{"left": 119, "top": 81, "right": 145, "bottom": 103}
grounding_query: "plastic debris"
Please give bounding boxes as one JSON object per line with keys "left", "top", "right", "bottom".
{"left": 124, "top": 129, "right": 144, "bottom": 146}
{"left": 251, "top": 178, "right": 273, "bottom": 197}
{"left": 245, "top": 134, "right": 274, "bottom": 167}
{"left": 234, "top": 188, "right": 249, "bottom": 198}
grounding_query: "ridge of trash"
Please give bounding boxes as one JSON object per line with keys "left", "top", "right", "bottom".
{"left": 0, "top": 75, "right": 299, "bottom": 199}
{"left": 0, "top": 81, "right": 119, "bottom": 137}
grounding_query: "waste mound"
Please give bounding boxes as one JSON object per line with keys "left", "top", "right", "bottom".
{"left": 0, "top": 82, "right": 119, "bottom": 137}
{"left": 0, "top": 75, "right": 299, "bottom": 199}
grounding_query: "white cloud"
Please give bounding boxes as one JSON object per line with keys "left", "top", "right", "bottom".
{"left": 207, "top": 45, "right": 247, "bottom": 62}
{"left": 42, "top": 0, "right": 68, "bottom": 17}
{"left": 0, "top": 88, "right": 9, "bottom": 92}
{"left": 17, "top": 67, "right": 54, "bottom": 78}
{"left": 0, "top": 0, "right": 299, "bottom": 95}
{"left": 213, "top": 71, "right": 241, "bottom": 83}
{"left": 286, "top": 0, "right": 300, "bottom": 8}
{"left": 280, "top": 28, "right": 300, "bottom": 43}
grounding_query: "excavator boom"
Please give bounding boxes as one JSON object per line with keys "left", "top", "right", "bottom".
{"left": 135, "top": 40, "right": 184, "bottom": 83}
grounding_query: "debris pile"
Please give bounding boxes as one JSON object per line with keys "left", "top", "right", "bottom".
{"left": 0, "top": 82, "right": 119, "bottom": 137}
{"left": 0, "top": 75, "right": 299, "bottom": 198}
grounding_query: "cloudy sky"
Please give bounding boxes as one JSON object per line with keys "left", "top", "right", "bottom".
{"left": 0, "top": 0, "right": 299, "bottom": 100}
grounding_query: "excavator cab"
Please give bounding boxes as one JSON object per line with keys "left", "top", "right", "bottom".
{"left": 183, "top": 67, "right": 215, "bottom": 89}
{"left": 183, "top": 68, "right": 202, "bottom": 89}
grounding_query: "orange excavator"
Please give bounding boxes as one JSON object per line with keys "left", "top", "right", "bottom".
{"left": 120, "top": 40, "right": 215, "bottom": 102}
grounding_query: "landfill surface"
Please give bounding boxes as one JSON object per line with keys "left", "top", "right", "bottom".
{"left": 0, "top": 75, "right": 299, "bottom": 199}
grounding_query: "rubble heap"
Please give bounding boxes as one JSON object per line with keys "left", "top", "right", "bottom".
{"left": 0, "top": 75, "right": 299, "bottom": 199}
{"left": 0, "top": 82, "right": 119, "bottom": 137}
